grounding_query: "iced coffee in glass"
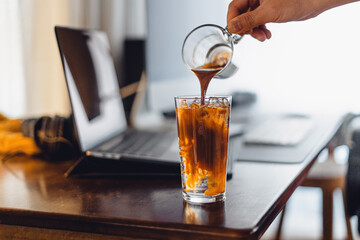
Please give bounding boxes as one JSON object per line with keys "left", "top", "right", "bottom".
{"left": 177, "top": 23, "right": 235, "bottom": 203}
{"left": 175, "top": 96, "right": 231, "bottom": 203}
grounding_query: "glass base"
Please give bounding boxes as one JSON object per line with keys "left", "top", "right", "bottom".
{"left": 182, "top": 191, "right": 225, "bottom": 204}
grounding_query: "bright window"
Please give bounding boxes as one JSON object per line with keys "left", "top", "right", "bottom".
{"left": 0, "top": 0, "right": 25, "bottom": 118}
{"left": 230, "top": 2, "right": 360, "bottom": 114}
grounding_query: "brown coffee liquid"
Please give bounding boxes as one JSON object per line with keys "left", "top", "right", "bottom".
{"left": 192, "top": 66, "right": 222, "bottom": 105}
{"left": 191, "top": 51, "right": 230, "bottom": 105}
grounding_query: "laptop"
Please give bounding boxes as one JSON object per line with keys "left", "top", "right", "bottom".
{"left": 55, "top": 26, "right": 181, "bottom": 175}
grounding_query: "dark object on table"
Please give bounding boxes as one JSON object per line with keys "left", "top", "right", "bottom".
{"left": 231, "top": 90, "right": 257, "bottom": 107}
{"left": 65, "top": 155, "right": 180, "bottom": 178}
{"left": 346, "top": 129, "right": 360, "bottom": 234}
{"left": 162, "top": 109, "right": 176, "bottom": 118}
{"left": 21, "top": 115, "right": 79, "bottom": 160}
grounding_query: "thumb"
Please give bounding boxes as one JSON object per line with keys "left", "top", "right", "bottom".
{"left": 228, "top": 8, "right": 268, "bottom": 34}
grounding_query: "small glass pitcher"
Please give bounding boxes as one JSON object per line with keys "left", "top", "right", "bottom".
{"left": 182, "top": 24, "right": 242, "bottom": 79}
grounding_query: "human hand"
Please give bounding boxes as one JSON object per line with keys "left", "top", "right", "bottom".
{"left": 227, "top": 0, "right": 352, "bottom": 41}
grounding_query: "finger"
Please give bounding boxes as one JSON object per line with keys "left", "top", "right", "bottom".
{"left": 249, "top": 0, "right": 260, "bottom": 11}
{"left": 228, "top": 6, "right": 270, "bottom": 35}
{"left": 227, "top": 0, "right": 250, "bottom": 24}
{"left": 259, "top": 25, "right": 272, "bottom": 39}
{"left": 250, "top": 28, "right": 267, "bottom": 42}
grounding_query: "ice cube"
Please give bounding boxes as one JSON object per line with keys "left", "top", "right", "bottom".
{"left": 198, "top": 123, "right": 205, "bottom": 135}
{"left": 209, "top": 97, "right": 221, "bottom": 106}
{"left": 179, "top": 99, "right": 188, "bottom": 108}
{"left": 192, "top": 98, "right": 201, "bottom": 105}
{"left": 198, "top": 108, "right": 208, "bottom": 117}
{"left": 190, "top": 98, "right": 201, "bottom": 108}
{"left": 221, "top": 97, "right": 230, "bottom": 108}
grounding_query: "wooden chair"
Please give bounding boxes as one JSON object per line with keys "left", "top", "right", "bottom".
{"left": 276, "top": 147, "right": 353, "bottom": 240}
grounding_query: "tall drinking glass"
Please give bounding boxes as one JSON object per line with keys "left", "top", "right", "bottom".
{"left": 175, "top": 96, "right": 231, "bottom": 203}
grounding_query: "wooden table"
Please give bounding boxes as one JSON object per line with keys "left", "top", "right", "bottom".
{"left": 0, "top": 115, "right": 344, "bottom": 240}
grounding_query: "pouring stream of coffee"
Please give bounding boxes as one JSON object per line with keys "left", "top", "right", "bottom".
{"left": 191, "top": 51, "right": 231, "bottom": 105}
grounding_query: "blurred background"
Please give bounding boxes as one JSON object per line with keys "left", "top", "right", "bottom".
{"left": 1, "top": 0, "right": 146, "bottom": 118}
{"left": 2, "top": 0, "right": 360, "bottom": 119}
{"left": 1, "top": 1, "right": 360, "bottom": 238}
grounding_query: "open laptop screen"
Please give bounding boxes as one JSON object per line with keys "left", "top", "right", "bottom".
{"left": 55, "top": 27, "right": 127, "bottom": 152}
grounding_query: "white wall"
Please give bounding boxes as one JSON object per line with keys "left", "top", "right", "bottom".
{"left": 0, "top": 0, "right": 25, "bottom": 118}
{"left": 3, "top": 0, "right": 359, "bottom": 118}
{"left": 224, "top": 2, "right": 360, "bottom": 115}
{"left": 0, "top": 0, "right": 146, "bottom": 118}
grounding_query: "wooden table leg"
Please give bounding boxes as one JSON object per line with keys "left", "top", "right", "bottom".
{"left": 275, "top": 206, "right": 286, "bottom": 240}
{"left": 322, "top": 188, "right": 333, "bottom": 240}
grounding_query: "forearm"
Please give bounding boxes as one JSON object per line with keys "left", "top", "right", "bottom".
{"left": 307, "top": 0, "right": 359, "bottom": 19}
{"left": 227, "top": 0, "right": 360, "bottom": 40}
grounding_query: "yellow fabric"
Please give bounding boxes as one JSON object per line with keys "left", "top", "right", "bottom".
{"left": 0, "top": 114, "right": 40, "bottom": 155}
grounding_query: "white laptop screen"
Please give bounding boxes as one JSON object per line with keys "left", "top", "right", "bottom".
{"left": 56, "top": 27, "right": 127, "bottom": 151}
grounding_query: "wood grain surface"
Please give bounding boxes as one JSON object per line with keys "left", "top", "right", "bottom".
{"left": 0, "top": 115, "right": 343, "bottom": 239}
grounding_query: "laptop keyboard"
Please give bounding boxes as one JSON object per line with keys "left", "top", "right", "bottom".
{"left": 98, "top": 130, "right": 175, "bottom": 157}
